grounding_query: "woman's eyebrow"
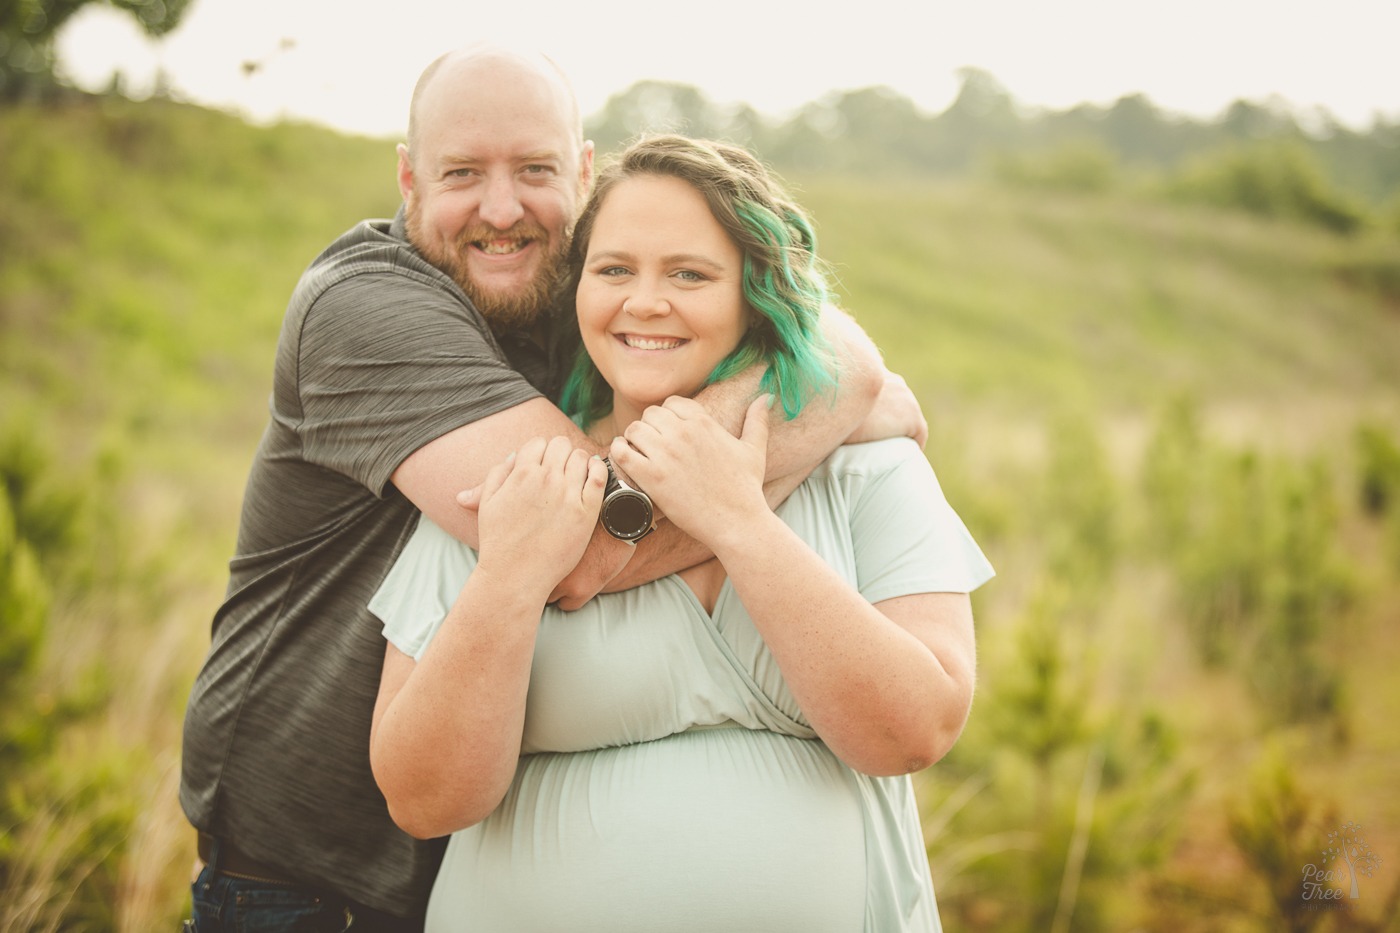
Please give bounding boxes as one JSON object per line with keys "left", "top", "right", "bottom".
{"left": 588, "top": 249, "right": 728, "bottom": 270}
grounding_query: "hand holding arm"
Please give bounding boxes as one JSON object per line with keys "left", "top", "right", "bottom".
{"left": 392, "top": 305, "right": 903, "bottom": 608}
{"left": 371, "top": 439, "right": 606, "bottom": 837}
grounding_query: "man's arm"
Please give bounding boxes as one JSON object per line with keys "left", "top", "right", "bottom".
{"left": 392, "top": 398, "right": 674, "bottom": 607}
{"left": 700, "top": 304, "right": 885, "bottom": 483}
{"left": 392, "top": 397, "right": 594, "bottom": 546}
{"left": 393, "top": 306, "right": 905, "bottom": 608}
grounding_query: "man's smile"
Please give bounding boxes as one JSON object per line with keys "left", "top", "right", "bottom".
{"left": 472, "top": 236, "right": 534, "bottom": 256}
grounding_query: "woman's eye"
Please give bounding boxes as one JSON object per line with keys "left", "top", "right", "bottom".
{"left": 598, "top": 266, "right": 630, "bottom": 278}
{"left": 674, "top": 270, "right": 706, "bottom": 283}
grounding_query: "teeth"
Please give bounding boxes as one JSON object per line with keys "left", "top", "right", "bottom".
{"left": 476, "top": 239, "right": 527, "bottom": 255}
{"left": 624, "top": 335, "right": 683, "bottom": 351}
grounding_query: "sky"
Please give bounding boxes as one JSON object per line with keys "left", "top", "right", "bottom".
{"left": 55, "top": 0, "right": 1400, "bottom": 140}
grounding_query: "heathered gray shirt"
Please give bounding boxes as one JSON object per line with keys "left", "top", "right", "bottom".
{"left": 179, "top": 208, "right": 569, "bottom": 919}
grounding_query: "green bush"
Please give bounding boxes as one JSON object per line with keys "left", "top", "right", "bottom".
{"left": 1040, "top": 414, "right": 1120, "bottom": 589}
{"left": 1355, "top": 421, "right": 1400, "bottom": 516}
{"left": 1163, "top": 142, "right": 1368, "bottom": 234}
{"left": 0, "top": 419, "right": 131, "bottom": 930}
{"left": 1226, "top": 748, "right": 1338, "bottom": 933}
{"left": 1145, "top": 426, "right": 1353, "bottom": 727}
{"left": 931, "top": 581, "right": 1192, "bottom": 933}
{"left": 1140, "top": 395, "right": 1204, "bottom": 559}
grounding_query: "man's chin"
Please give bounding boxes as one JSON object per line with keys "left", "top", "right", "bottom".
{"left": 461, "top": 280, "right": 553, "bottom": 331}
{"left": 432, "top": 242, "right": 569, "bottom": 332}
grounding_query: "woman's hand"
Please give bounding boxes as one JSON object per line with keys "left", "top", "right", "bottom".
{"left": 374, "top": 439, "right": 606, "bottom": 837}
{"left": 475, "top": 436, "right": 607, "bottom": 596}
{"left": 612, "top": 395, "right": 773, "bottom": 550}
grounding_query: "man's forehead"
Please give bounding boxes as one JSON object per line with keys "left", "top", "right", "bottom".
{"left": 422, "top": 117, "right": 577, "bottom": 166}
{"left": 420, "top": 78, "right": 575, "bottom": 150}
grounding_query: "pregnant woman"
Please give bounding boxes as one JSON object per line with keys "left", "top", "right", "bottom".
{"left": 368, "top": 134, "right": 994, "bottom": 932}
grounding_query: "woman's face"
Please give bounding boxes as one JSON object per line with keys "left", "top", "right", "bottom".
{"left": 576, "top": 174, "right": 750, "bottom": 425}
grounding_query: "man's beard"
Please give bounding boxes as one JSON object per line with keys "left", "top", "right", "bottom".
{"left": 406, "top": 202, "right": 570, "bottom": 333}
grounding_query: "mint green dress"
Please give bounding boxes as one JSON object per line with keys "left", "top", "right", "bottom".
{"left": 371, "top": 438, "right": 994, "bottom": 932}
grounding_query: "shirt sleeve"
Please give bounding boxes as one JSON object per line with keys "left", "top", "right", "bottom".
{"left": 369, "top": 514, "right": 479, "bottom": 660}
{"left": 846, "top": 440, "right": 995, "bottom": 605}
{"left": 293, "top": 271, "right": 543, "bottom": 496}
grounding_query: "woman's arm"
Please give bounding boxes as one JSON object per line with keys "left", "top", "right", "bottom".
{"left": 707, "top": 531, "right": 975, "bottom": 776}
{"left": 370, "top": 438, "right": 606, "bottom": 838}
{"left": 613, "top": 397, "right": 976, "bottom": 776}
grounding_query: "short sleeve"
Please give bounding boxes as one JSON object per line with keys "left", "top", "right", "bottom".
{"left": 844, "top": 440, "right": 995, "bottom": 604}
{"left": 369, "top": 514, "right": 479, "bottom": 660}
{"left": 294, "top": 272, "right": 542, "bottom": 496}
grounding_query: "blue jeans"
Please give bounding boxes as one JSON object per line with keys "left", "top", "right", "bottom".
{"left": 186, "top": 839, "right": 420, "bottom": 933}
{"left": 188, "top": 862, "right": 353, "bottom": 932}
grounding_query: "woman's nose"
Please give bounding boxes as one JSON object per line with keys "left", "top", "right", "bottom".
{"left": 622, "top": 287, "right": 670, "bottom": 319}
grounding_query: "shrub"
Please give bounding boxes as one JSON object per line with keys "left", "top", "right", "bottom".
{"left": 1355, "top": 421, "right": 1400, "bottom": 517}
{"left": 1163, "top": 142, "right": 1368, "bottom": 234}
{"left": 0, "top": 419, "right": 132, "bottom": 931}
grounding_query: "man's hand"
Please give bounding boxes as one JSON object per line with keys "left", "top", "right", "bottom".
{"left": 845, "top": 371, "right": 928, "bottom": 448}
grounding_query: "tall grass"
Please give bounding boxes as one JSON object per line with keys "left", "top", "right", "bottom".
{"left": 3, "top": 95, "right": 1399, "bottom": 930}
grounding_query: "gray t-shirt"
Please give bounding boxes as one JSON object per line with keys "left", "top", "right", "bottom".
{"left": 179, "top": 208, "right": 569, "bottom": 918}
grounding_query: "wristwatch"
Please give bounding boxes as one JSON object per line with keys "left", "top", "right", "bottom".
{"left": 600, "top": 457, "right": 655, "bottom": 542}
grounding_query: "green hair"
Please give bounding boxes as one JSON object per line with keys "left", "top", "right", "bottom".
{"left": 560, "top": 135, "right": 836, "bottom": 427}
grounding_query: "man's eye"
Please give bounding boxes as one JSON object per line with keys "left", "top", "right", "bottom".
{"left": 523, "top": 164, "right": 555, "bottom": 176}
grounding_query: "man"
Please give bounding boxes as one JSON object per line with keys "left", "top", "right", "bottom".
{"left": 180, "top": 43, "right": 918, "bottom": 931}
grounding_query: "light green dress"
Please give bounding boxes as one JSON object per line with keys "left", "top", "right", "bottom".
{"left": 371, "top": 438, "right": 994, "bottom": 932}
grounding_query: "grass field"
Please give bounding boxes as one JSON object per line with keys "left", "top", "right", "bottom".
{"left": 3, "top": 94, "right": 1399, "bottom": 931}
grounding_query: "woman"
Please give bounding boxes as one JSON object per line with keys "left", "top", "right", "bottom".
{"left": 369, "top": 135, "right": 994, "bottom": 931}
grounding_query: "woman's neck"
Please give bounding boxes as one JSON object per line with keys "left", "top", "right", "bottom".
{"left": 587, "top": 397, "right": 644, "bottom": 445}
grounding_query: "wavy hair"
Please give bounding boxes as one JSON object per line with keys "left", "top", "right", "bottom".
{"left": 559, "top": 135, "right": 836, "bottom": 426}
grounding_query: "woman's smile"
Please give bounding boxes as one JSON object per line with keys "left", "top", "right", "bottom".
{"left": 617, "top": 333, "right": 689, "bottom": 351}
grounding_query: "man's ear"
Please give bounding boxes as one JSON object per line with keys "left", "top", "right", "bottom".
{"left": 578, "top": 139, "right": 596, "bottom": 196}
{"left": 396, "top": 143, "right": 415, "bottom": 204}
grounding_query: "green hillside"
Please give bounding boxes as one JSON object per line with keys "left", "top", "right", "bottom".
{"left": 3, "top": 95, "right": 1399, "bottom": 930}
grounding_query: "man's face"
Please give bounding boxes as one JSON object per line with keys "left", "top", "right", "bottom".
{"left": 399, "top": 60, "right": 593, "bottom": 331}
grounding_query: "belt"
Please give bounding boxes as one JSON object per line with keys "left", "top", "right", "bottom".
{"left": 196, "top": 832, "right": 424, "bottom": 931}
{"left": 197, "top": 832, "right": 296, "bottom": 884}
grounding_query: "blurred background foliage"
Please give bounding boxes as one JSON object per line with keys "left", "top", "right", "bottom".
{"left": 3, "top": 56, "right": 1400, "bottom": 931}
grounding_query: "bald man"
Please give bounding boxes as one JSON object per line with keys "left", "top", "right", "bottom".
{"left": 179, "top": 44, "right": 908, "bottom": 931}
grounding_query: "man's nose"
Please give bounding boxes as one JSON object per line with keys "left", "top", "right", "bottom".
{"left": 479, "top": 175, "right": 525, "bottom": 229}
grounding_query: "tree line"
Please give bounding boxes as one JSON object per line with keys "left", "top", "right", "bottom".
{"left": 585, "top": 68, "right": 1400, "bottom": 217}
{"left": 7, "top": 0, "right": 1396, "bottom": 227}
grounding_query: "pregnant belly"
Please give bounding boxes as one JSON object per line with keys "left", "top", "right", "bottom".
{"left": 425, "top": 727, "right": 867, "bottom": 933}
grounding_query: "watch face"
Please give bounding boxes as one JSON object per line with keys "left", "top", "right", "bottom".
{"left": 604, "top": 492, "right": 653, "bottom": 539}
